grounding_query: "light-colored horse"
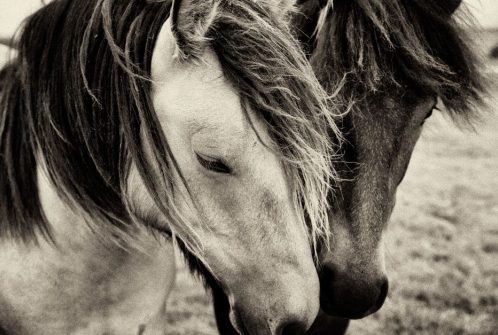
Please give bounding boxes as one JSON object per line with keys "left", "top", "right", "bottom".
{"left": 0, "top": 0, "right": 340, "bottom": 334}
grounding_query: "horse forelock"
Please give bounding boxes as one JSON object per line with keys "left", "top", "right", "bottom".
{"left": 0, "top": 0, "right": 340, "bottom": 258}
{"left": 168, "top": 0, "right": 341, "bottom": 257}
{"left": 202, "top": 0, "right": 342, "bottom": 257}
{"left": 310, "top": 0, "right": 487, "bottom": 123}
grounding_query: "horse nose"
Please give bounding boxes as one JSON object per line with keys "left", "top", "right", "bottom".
{"left": 276, "top": 320, "right": 307, "bottom": 335}
{"left": 319, "top": 263, "right": 389, "bottom": 319}
{"left": 230, "top": 281, "right": 319, "bottom": 335}
{"left": 272, "top": 296, "right": 318, "bottom": 335}
{"left": 231, "top": 307, "right": 313, "bottom": 335}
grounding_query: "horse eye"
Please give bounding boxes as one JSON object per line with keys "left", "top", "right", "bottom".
{"left": 425, "top": 108, "right": 434, "bottom": 119}
{"left": 421, "top": 108, "right": 435, "bottom": 125}
{"left": 196, "top": 153, "right": 232, "bottom": 174}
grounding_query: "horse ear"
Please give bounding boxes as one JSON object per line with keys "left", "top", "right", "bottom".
{"left": 170, "top": 0, "right": 218, "bottom": 58}
{"left": 440, "top": 0, "right": 462, "bottom": 17}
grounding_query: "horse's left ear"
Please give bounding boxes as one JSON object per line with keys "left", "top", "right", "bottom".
{"left": 170, "top": 0, "right": 218, "bottom": 58}
{"left": 440, "top": 0, "right": 462, "bottom": 17}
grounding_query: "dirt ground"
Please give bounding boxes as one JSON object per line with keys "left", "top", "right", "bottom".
{"left": 164, "top": 38, "right": 498, "bottom": 335}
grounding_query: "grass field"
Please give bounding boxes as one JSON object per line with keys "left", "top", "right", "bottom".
{"left": 164, "top": 57, "right": 498, "bottom": 335}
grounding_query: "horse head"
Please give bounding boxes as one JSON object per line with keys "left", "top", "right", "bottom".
{"left": 128, "top": 0, "right": 340, "bottom": 333}
{"left": 295, "top": 0, "right": 486, "bottom": 322}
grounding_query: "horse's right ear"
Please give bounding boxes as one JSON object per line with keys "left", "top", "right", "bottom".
{"left": 169, "top": 0, "right": 218, "bottom": 58}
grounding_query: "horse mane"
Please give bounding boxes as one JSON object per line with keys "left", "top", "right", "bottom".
{"left": 0, "top": 0, "right": 165, "bottom": 245}
{"left": 0, "top": 0, "right": 338, "bottom": 257}
{"left": 299, "top": 0, "right": 487, "bottom": 121}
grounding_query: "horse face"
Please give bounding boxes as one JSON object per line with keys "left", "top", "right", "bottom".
{"left": 145, "top": 15, "right": 319, "bottom": 335}
{"left": 296, "top": 0, "right": 467, "bottom": 321}
{"left": 320, "top": 94, "right": 437, "bottom": 319}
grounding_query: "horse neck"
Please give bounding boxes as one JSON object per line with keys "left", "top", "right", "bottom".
{"left": 0, "top": 165, "right": 176, "bottom": 335}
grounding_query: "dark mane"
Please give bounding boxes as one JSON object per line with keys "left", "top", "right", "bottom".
{"left": 0, "top": 0, "right": 169, "bottom": 242}
{"left": 0, "top": 0, "right": 337, "bottom": 254}
{"left": 298, "top": 0, "right": 487, "bottom": 121}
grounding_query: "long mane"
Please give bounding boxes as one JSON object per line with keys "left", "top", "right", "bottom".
{"left": 0, "top": 0, "right": 339, "bottom": 256}
{"left": 296, "top": 0, "right": 487, "bottom": 121}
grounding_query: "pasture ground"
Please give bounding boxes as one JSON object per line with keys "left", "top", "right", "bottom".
{"left": 165, "top": 32, "right": 498, "bottom": 335}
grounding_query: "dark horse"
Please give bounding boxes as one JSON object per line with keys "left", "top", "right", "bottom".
{"left": 0, "top": 0, "right": 342, "bottom": 334}
{"left": 213, "top": 0, "right": 487, "bottom": 334}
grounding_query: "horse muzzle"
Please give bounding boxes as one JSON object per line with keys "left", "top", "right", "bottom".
{"left": 318, "top": 261, "right": 389, "bottom": 319}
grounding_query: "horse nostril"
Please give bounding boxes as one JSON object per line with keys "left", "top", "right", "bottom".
{"left": 319, "top": 263, "right": 389, "bottom": 319}
{"left": 364, "top": 277, "right": 389, "bottom": 316}
{"left": 277, "top": 320, "right": 307, "bottom": 335}
{"left": 376, "top": 278, "right": 389, "bottom": 309}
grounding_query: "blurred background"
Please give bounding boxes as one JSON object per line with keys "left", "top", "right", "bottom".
{"left": 0, "top": 1, "right": 496, "bottom": 334}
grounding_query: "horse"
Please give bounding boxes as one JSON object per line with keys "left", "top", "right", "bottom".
{"left": 0, "top": 0, "right": 343, "bottom": 334}
{"left": 211, "top": 0, "right": 488, "bottom": 334}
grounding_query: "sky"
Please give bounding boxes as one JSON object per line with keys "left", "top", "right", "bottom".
{"left": 0, "top": 0, "right": 497, "bottom": 40}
